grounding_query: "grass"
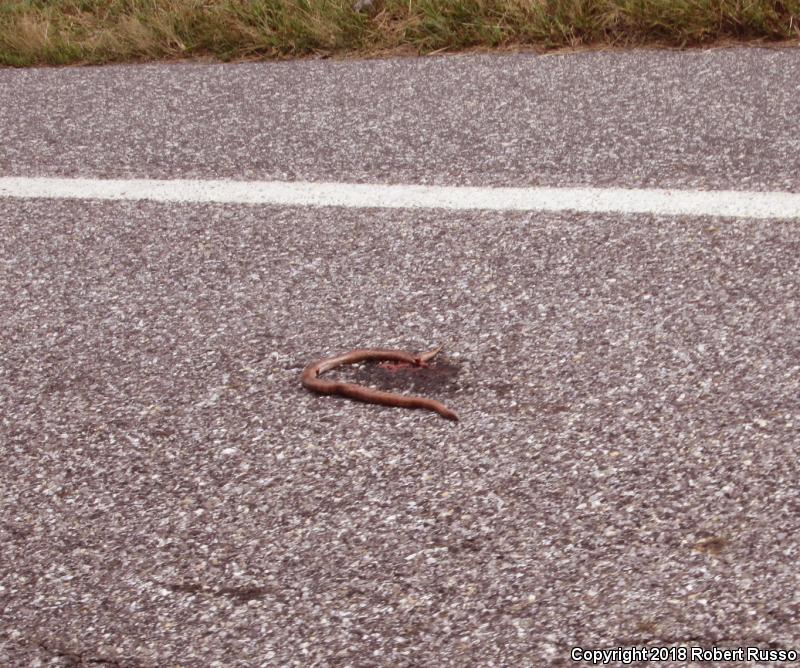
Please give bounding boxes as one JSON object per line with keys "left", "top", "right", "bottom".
{"left": 0, "top": 0, "right": 798, "bottom": 66}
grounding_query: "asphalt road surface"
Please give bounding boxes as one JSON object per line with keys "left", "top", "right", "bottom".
{"left": 1, "top": 48, "right": 799, "bottom": 667}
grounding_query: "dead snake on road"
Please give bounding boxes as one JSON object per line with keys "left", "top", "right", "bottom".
{"left": 301, "top": 345, "right": 458, "bottom": 421}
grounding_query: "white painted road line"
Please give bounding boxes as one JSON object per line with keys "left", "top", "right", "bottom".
{"left": 1, "top": 177, "right": 799, "bottom": 219}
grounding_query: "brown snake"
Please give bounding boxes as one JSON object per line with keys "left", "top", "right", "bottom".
{"left": 301, "top": 345, "right": 458, "bottom": 421}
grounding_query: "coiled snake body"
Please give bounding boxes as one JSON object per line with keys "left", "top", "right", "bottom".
{"left": 301, "top": 346, "right": 458, "bottom": 421}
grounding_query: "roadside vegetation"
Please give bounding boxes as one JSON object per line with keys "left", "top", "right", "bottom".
{"left": 0, "top": 0, "right": 798, "bottom": 66}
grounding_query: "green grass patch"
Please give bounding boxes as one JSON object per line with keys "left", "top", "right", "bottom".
{"left": 0, "top": 0, "right": 798, "bottom": 66}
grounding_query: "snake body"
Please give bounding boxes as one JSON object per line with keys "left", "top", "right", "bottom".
{"left": 301, "top": 346, "right": 458, "bottom": 421}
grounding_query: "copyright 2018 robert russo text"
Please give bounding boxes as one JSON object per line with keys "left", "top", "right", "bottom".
{"left": 571, "top": 645, "right": 797, "bottom": 664}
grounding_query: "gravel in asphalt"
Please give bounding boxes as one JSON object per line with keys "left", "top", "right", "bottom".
{"left": 1, "top": 197, "right": 798, "bottom": 666}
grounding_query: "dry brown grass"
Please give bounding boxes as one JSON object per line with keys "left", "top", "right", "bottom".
{"left": 0, "top": 0, "right": 798, "bottom": 66}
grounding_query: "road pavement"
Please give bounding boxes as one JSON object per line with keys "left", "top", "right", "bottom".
{"left": 1, "top": 47, "right": 799, "bottom": 667}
